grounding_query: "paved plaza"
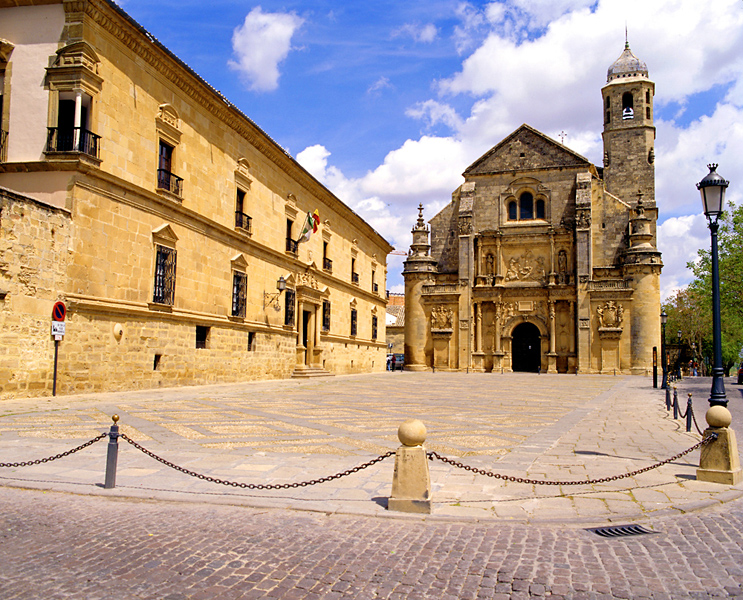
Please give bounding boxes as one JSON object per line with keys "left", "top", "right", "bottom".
{"left": 1, "top": 373, "right": 743, "bottom": 599}
{"left": 0, "top": 373, "right": 741, "bottom": 521}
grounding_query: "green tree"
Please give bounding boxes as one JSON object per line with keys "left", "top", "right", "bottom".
{"left": 678, "top": 201, "right": 743, "bottom": 375}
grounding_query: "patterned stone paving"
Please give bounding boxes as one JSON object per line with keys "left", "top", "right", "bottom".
{"left": 1, "top": 373, "right": 741, "bottom": 523}
{"left": 0, "top": 373, "right": 616, "bottom": 457}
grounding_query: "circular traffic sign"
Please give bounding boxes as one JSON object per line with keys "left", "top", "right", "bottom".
{"left": 52, "top": 301, "right": 66, "bottom": 322}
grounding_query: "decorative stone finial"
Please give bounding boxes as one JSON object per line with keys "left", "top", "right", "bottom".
{"left": 398, "top": 419, "right": 426, "bottom": 446}
{"left": 706, "top": 405, "right": 732, "bottom": 429}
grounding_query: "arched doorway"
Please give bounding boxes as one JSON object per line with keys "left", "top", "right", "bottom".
{"left": 512, "top": 322, "right": 541, "bottom": 372}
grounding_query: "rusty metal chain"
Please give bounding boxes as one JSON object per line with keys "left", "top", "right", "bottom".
{"left": 690, "top": 405, "right": 705, "bottom": 436}
{"left": 427, "top": 434, "right": 717, "bottom": 486}
{"left": 0, "top": 433, "right": 107, "bottom": 468}
{"left": 675, "top": 395, "right": 689, "bottom": 419}
{"left": 119, "top": 433, "right": 394, "bottom": 490}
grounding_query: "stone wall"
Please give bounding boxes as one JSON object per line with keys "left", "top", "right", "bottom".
{"left": 0, "top": 188, "right": 72, "bottom": 397}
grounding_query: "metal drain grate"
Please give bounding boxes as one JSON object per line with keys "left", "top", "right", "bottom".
{"left": 588, "top": 525, "right": 657, "bottom": 538}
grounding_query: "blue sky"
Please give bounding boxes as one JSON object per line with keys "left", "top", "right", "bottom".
{"left": 118, "top": 0, "right": 743, "bottom": 296}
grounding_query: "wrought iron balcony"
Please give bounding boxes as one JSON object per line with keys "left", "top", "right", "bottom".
{"left": 157, "top": 169, "right": 183, "bottom": 196}
{"left": 235, "top": 211, "right": 252, "bottom": 233}
{"left": 323, "top": 257, "right": 333, "bottom": 273}
{"left": 373, "top": 283, "right": 379, "bottom": 293}
{"left": 286, "top": 238, "right": 298, "bottom": 254}
{"left": 46, "top": 127, "right": 101, "bottom": 158}
{"left": 0, "top": 130, "right": 7, "bottom": 162}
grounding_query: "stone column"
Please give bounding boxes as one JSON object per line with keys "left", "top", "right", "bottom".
{"left": 495, "top": 235, "right": 503, "bottom": 283}
{"left": 73, "top": 90, "right": 83, "bottom": 150}
{"left": 549, "top": 229, "right": 556, "bottom": 285}
{"left": 475, "top": 302, "right": 482, "bottom": 353}
{"left": 547, "top": 301, "right": 558, "bottom": 373}
{"left": 296, "top": 300, "right": 305, "bottom": 366}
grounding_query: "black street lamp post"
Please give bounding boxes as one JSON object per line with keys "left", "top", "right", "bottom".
{"left": 697, "top": 164, "right": 729, "bottom": 408}
{"left": 660, "top": 310, "right": 668, "bottom": 389}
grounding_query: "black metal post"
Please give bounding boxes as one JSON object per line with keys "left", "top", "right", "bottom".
{"left": 673, "top": 387, "right": 679, "bottom": 420}
{"left": 665, "top": 386, "right": 671, "bottom": 411}
{"left": 660, "top": 320, "right": 668, "bottom": 389}
{"left": 653, "top": 346, "right": 658, "bottom": 388}
{"left": 104, "top": 415, "right": 120, "bottom": 489}
{"left": 708, "top": 220, "right": 728, "bottom": 407}
{"left": 686, "top": 393, "right": 693, "bottom": 433}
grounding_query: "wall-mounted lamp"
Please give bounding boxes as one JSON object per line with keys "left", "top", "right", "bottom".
{"left": 263, "top": 275, "right": 287, "bottom": 311}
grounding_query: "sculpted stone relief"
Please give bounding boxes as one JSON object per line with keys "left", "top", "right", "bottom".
{"left": 557, "top": 249, "right": 569, "bottom": 284}
{"left": 596, "top": 300, "right": 624, "bottom": 328}
{"left": 431, "top": 305, "right": 454, "bottom": 330}
{"left": 504, "top": 249, "right": 547, "bottom": 284}
{"left": 576, "top": 209, "right": 591, "bottom": 229}
{"left": 296, "top": 272, "right": 320, "bottom": 289}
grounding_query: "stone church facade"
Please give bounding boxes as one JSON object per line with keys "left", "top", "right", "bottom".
{"left": 403, "top": 44, "right": 662, "bottom": 375}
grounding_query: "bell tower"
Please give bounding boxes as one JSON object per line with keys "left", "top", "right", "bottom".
{"left": 601, "top": 42, "right": 656, "bottom": 204}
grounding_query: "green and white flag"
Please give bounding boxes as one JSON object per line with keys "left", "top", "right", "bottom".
{"left": 298, "top": 209, "right": 320, "bottom": 243}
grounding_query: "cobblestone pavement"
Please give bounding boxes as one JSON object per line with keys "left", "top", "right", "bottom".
{"left": 1, "top": 374, "right": 743, "bottom": 599}
{"left": 1, "top": 485, "right": 743, "bottom": 600}
{"left": 0, "top": 373, "right": 742, "bottom": 522}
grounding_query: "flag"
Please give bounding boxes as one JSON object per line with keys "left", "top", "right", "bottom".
{"left": 298, "top": 209, "right": 320, "bottom": 243}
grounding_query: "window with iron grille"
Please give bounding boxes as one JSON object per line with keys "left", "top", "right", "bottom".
{"left": 372, "top": 315, "right": 378, "bottom": 340}
{"left": 350, "top": 308, "right": 357, "bottom": 336}
{"left": 153, "top": 245, "right": 176, "bottom": 305}
{"left": 232, "top": 271, "right": 247, "bottom": 318}
{"left": 284, "top": 288, "right": 296, "bottom": 327}
{"left": 322, "top": 300, "right": 331, "bottom": 332}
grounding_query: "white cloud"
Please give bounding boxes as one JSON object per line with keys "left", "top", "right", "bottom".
{"left": 228, "top": 7, "right": 304, "bottom": 92}
{"left": 405, "top": 100, "right": 464, "bottom": 132}
{"left": 297, "top": 0, "right": 743, "bottom": 294}
{"left": 367, "top": 76, "right": 394, "bottom": 95}
{"left": 393, "top": 22, "right": 438, "bottom": 43}
{"left": 657, "top": 214, "right": 709, "bottom": 300}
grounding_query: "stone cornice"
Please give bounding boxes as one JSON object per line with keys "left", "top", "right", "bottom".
{"left": 69, "top": 0, "right": 392, "bottom": 252}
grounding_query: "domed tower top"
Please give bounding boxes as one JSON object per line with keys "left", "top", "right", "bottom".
{"left": 607, "top": 42, "right": 648, "bottom": 82}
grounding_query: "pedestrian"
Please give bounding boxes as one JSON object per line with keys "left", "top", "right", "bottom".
{"left": 391, "top": 354, "right": 396, "bottom": 371}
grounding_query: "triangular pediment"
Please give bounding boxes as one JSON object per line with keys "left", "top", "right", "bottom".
{"left": 464, "top": 124, "right": 594, "bottom": 176}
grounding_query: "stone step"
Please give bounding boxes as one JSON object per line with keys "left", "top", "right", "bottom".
{"left": 291, "top": 366, "right": 334, "bottom": 379}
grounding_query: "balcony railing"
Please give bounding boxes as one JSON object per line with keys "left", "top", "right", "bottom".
{"left": 157, "top": 169, "right": 183, "bottom": 196}
{"left": 0, "top": 130, "right": 7, "bottom": 162}
{"left": 323, "top": 257, "right": 333, "bottom": 273}
{"left": 351, "top": 272, "right": 359, "bottom": 285}
{"left": 286, "top": 238, "right": 298, "bottom": 254}
{"left": 46, "top": 127, "right": 101, "bottom": 159}
{"left": 235, "top": 211, "right": 252, "bottom": 233}
{"left": 373, "top": 283, "right": 379, "bottom": 293}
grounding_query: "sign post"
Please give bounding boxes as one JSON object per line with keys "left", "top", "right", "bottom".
{"left": 51, "top": 301, "right": 66, "bottom": 396}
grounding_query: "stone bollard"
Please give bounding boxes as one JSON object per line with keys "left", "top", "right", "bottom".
{"left": 388, "top": 419, "right": 431, "bottom": 514}
{"left": 697, "top": 406, "right": 743, "bottom": 485}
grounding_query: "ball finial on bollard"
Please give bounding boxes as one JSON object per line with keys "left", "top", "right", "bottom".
{"left": 706, "top": 405, "right": 732, "bottom": 429}
{"left": 397, "top": 419, "right": 426, "bottom": 447}
{"left": 112, "top": 414, "right": 119, "bottom": 424}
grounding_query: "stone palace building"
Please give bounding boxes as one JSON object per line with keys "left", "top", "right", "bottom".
{"left": 0, "top": 0, "right": 391, "bottom": 397}
{"left": 403, "top": 43, "right": 662, "bottom": 374}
